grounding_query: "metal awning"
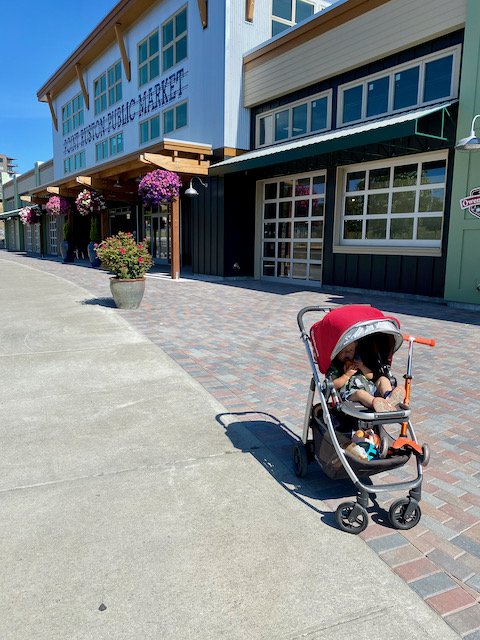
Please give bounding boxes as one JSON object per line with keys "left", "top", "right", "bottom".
{"left": 210, "top": 101, "right": 456, "bottom": 176}
{"left": 0, "top": 208, "right": 24, "bottom": 220}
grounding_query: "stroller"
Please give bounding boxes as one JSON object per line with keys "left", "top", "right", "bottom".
{"left": 295, "top": 304, "right": 433, "bottom": 534}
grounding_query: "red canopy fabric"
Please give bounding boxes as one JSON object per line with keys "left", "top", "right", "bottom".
{"left": 310, "top": 305, "right": 400, "bottom": 374}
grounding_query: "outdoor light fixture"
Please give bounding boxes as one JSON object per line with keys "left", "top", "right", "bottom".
{"left": 113, "top": 178, "right": 122, "bottom": 188}
{"left": 456, "top": 114, "right": 480, "bottom": 151}
{"left": 185, "top": 176, "right": 208, "bottom": 197}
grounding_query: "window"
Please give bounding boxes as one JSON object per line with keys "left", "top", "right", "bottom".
{"left": 338, "top": 47, "right": 459, "bottom": 126}
{"left": 261, "top": 171, "right": 326, "bottom": 282}
{"left": 162, "top": 7, "right": 187, "bottom": 72}
{"left": 96, "top": 140, "right": 109, "bottom": 162}
{"left": 272, "top": 0, "right": 328, "bottom": 36}
{"left": 95, "top": 61, "right": 123, "bottom": 114}
{"left": 95, "top": 133, "right": 124, "bottom": 162}
{"left": 62, "top": 93, "right": 84, "bottom": 135}
{"left": 48, "top": 217, "right": 58, "bottom": 256}
{"left": 336, "top": 152, "right": 447, "bottom": 251}
{"left": 256, "top": 91, "right": 331, "bottom": 148}
{"left": 64, "top": 151, "right": 85, "bottom": 174}
{"left": 109, "top": 132, "right": 124, "bottom": 156}
{"left": 139, "top": 115, "right": 161, "bottom": 144}
{"left": 163, "top": 101, "right": 188, "bottom": 134}
{"left": 138, "top": 30, "right": 160, "bottom": 87}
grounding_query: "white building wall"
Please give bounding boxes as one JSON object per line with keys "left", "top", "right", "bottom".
{"left": 244, "top": 0, "right": 466, "bottom": 107}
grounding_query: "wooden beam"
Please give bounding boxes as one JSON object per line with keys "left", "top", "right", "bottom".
{"left": 46, "top": 92, "right": 58, "bottom": 131}
{"left": 171, "top": 197, "right": 180, "bottom": 280}
{"left": 139, "top": 153, "right": 209, "bottom": 175}
{"left": 75, "top": 63, "right": 90, "bottom": 110}
{"left": 114, "top": 23, "right": 131, "bottom": 82}
{"left": 20, "top": 195, "right": 32, "bottom": 203}
{"left": 197, "top": 0, "right": 208, "bottom": 28}
{"left": 76, "top": 176, "right": 92, "bottom": 187}
{"left": 46, "top": 186, "right": 60, "bottom": 194}
{"left": 246, "top": 0, "right": 255, "bottom": 22}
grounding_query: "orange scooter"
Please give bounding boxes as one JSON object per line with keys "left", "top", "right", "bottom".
{"left": 389, "top": 334, "right": 435, "bottom": 464}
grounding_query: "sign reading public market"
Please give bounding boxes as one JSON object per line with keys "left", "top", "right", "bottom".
{"left": 460, "top": 186, "right": 480, "bottom": 219}
{"left": 63, "top": 69, "right": 185, "bottom": 156}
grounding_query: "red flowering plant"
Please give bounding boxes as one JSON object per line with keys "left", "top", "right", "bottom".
{"left": 46, "top": 195, "right": 71, "bottom": 217}
{"left": 19, "top": 206, "right": 40, "bottom": 225}
{"left": 75, "top": 189, "right": 106, "bottom": 216}
{"left": 94, "top": 231, "right": 153, "bottom": 279}
{"left": 138, "top": 169, "right": 181, "bottom": 206}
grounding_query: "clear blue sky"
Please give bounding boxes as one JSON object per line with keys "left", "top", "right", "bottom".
{"left": 1, "top": 0, "right": 119, "bottom": 175}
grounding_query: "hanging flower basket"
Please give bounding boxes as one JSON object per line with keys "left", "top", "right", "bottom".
{"left": 138, "top": 169, "right": 181, "bottom": 207}
{"left": 46, "top": 195, "right": 71, "bottom": 217}
{"left": 75, "top": 189, "right": 106, "bottom": 216}
{"left": 19, "top": 206, "right": 40, "bottom": 225}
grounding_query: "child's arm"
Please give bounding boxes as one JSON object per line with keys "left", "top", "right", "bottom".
{"left": 354, "top": 358, "right": 373, "bottom": 379}
{"left": 333, "top": 363, "right": 358, "bottom": 389}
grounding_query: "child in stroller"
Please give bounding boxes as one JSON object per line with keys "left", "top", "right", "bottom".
{"left": 327, "top": 339, "right": 406, "bottom": 413}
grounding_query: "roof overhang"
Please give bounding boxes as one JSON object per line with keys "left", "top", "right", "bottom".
{"left": 21, "top": 139, "right": 212, "bottom": 203}
{"left": 210, "top": 101, "right": 456, "bottom": 176}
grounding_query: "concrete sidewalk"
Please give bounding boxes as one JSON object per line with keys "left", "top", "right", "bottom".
{"left": 0, "top": 258, "right": 460, "bottom": 639}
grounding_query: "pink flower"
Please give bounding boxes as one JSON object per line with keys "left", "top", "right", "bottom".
{"left": 120, "top": 248, "right": 126, "bottom": 254}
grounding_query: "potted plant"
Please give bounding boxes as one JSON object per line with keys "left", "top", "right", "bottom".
{"left": 138, "top": 169, "right": 182, "bottom": 207}
{"left": 95, "top": 231, "right": 153, "bottom": 309}
{"left": 87, "top": 216, "right": 101, "bottom": 267}
{"left": 46, "top": 195, "right": 70, "bottom": 218}
{"left": 75, "top": 189, "right": 106, "bottom": 216}
{"left": 61, "top": 220, "right": 75, "bottom": 262}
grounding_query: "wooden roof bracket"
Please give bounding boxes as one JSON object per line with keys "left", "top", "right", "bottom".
{"left": 75, "top": 63, "right": 90, "bottom": 110}
{"left": 46, "top": 92, "right": 58, "bottom": 131}
{"left": 246, "top": 0, "right": 255, "bottom": 22}
{"left": 76, "top": 176, "right": 92, "bottom": 187}
{"left": 197, "top": 0, "right": 208, "bottom": 28}
{"left": 46, "top": 186, "right": 60, "bottom": 194}
{"left": 115, "top": 23, "right": 131, "bottom": 82}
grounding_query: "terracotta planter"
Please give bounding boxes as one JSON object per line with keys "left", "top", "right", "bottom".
{"left": 109, "top": 277, "right": 146, "bottom": 309}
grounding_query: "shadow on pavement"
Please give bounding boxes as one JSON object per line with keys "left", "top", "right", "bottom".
{"left": 216, "top": 411, "right": 400, "bottom": 532}
{"left": 80, "top": 297, "right": 116, "bottom": 307}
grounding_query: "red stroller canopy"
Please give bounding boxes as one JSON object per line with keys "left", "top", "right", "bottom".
{"left": 310, "top": 305, "right": 402, "bottom": 374}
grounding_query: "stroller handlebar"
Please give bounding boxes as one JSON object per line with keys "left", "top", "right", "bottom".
{"left": 297, "top": 306, "right": 334, "bottom": 333}
{"left": 402, "top": 334, "right": 436, "bottom": 347}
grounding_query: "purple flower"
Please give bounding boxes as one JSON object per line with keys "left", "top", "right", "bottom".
{"left": 138, "top": 170, "right": 181, "bottom": 206}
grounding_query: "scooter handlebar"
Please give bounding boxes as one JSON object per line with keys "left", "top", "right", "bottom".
{"left": 402, "top": 334, "right": 436, "bottom": 347}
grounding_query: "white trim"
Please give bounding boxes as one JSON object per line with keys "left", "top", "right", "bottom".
{"left": 337, "top": 45, "right": 461, "bottom": 127}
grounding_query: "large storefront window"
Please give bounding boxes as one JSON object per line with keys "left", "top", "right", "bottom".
{"left": 48, "top": 216, "right": 58, "bottom": 255}
{"left": 337, "top": 152, "right": 447, "bottom": 250}
{"left": 261, "top": 171, "right": 325, "bottom": 283}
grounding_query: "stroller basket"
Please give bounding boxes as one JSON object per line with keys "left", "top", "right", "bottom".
{"left": 294, "top": 304, "right": 432, "bottom": 535}
{"left": 311, "top": 405, "right": 410, "bottom": 481}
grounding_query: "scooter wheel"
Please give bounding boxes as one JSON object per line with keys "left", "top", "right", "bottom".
{"left": 335, "top": 501, "right": 368, "bottom": 534}
{"left": 292, "top": 442, "right": 309, "bottom": 478}
{"left": 388, "top": 498, "right": 421, "bottom": 530}
{"left": 421, "top": 443, "right": 430, "bottom": 467}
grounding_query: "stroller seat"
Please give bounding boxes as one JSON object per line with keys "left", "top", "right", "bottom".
{"left": 339, "top": 400, "right": 411, "bottom": 424}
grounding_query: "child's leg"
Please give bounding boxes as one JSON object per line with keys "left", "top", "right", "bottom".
{"left": 348, "top": 389, "right": 375, "bottom": 409}
{"left": 375, "top": 375, "right": 392, "bottom": 397}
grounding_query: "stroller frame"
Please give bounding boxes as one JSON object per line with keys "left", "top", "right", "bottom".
{"left": 296, "top": 305, "right": 429, "bottom": 534}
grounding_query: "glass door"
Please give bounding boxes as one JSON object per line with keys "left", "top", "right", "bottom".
{"left": 145, "top": 210, "right": 171, "bottom": 265}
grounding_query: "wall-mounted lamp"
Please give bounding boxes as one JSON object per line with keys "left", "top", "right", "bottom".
{"left": 185, "top": 176, "right": 208, "bottom": 197}
{"left": 456, "top": 114, "right": 480, "bottom": 151}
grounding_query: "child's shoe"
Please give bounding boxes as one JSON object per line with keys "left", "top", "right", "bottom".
{"left": 372, "top": 397, "right": 397, "bottom": 413}
{"left": 387, "top": 386, "right": 406, "bottom": 407}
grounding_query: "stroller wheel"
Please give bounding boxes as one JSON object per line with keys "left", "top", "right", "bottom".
{"left": 293, "top": 442, "right": 309, "bottom": 477}
{"left": 335, "top": 502, "right": 368, "bottom": 534}
{"left": 388, "top": 498, "right": 421, "bottom": 530}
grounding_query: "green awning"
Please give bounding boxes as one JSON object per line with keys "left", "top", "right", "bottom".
{"left": 210, "top": 101, "right": 455, "bottom": 176}
{"left": 0, "top": 208, "right": 23, "bottom": 220}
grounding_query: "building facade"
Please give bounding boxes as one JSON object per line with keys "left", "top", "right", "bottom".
{"left": 211, "top": 0, "right": 480, "bottom": 305}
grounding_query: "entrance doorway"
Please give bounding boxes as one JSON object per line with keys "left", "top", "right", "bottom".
{"left": 145, "top": 206, "right": 171, "bottom": 265}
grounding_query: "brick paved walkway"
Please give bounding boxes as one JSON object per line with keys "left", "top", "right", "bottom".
{"left": 3, "top": 250, "right": 480, "bottom": 638}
